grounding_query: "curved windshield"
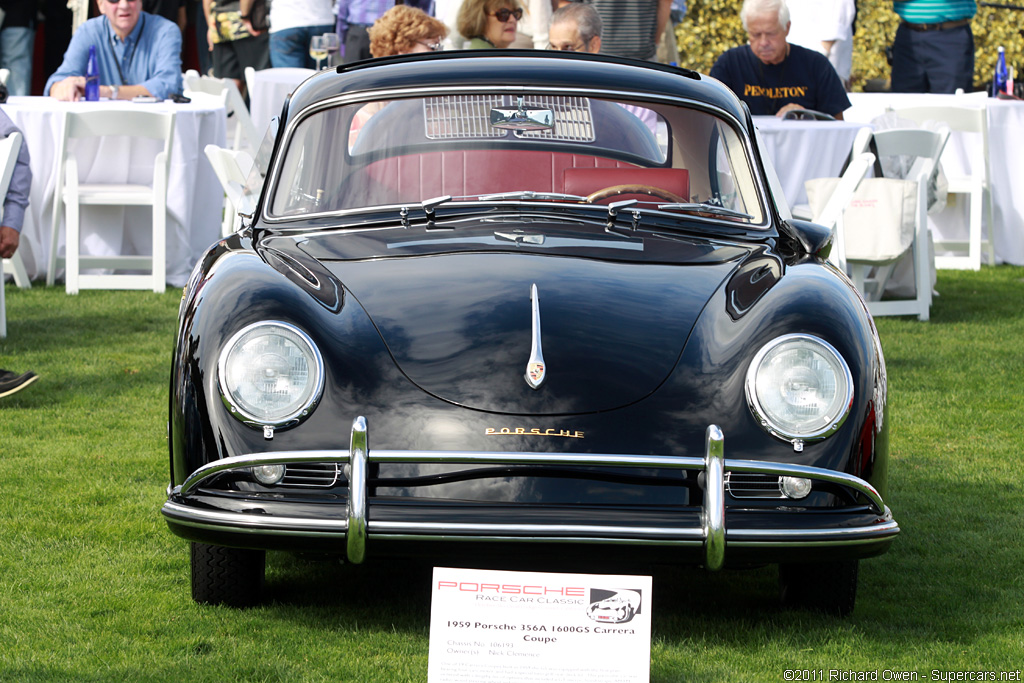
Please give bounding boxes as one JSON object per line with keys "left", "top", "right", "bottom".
{"left": 269, "top": 93, "right": 765, "bottom": 225}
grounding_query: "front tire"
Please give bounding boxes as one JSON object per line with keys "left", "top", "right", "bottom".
{"left": 778, "top": 560, "right": 859, "bottom": 616}
{"left": 191, "top": 542, "right": 266, "bottom": 607}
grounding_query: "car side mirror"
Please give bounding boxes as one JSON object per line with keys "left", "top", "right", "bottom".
{"left": 782, "top": 219, "right": 833, "bottom": 259}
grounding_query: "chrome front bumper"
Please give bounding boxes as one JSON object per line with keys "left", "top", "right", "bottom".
{"left": 162, "top": 419, "right": 899, "bottom": 570}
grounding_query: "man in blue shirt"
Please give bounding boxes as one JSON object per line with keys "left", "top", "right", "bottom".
{"left": 45, "top": 0, "right": 182, "bottom": 102}
{"left": 710, "top": 0, "right": 850, "bottom": 118}
{"left": 0, "top": 108, "right": 29, "bottom": 265}
{"left": 0, "top": 107, "right": 38, "bottom": 399}
{"left": 890, "top": 0, "right": 976, "bottom": 93}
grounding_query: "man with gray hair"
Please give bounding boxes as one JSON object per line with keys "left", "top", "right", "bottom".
{"left": 547, "top": 3, "right": 658, "bottom": 134}
{"left": 548, "top": 1, "right": 602, "bottom": 53}
{"left": 709, "top": 0, "right": 849, "bottom": 118}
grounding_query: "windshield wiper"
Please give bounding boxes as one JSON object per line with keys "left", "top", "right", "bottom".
{"left": 477, "top": 191, "right": 587, "bottom": 202}
{"left": 656, "top": 202, "right": 755, "bottom": 221}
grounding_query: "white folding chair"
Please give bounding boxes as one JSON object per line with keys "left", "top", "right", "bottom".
{"left": 1, "top": 249, "right": 30, "bottom": 289}
{"left": 0, "top": 132, "right": 23, "bottom": 337}
{"left": 47, "top": 110, "right": 175, "bottom": 294}
{"left": 184, "top": 71, "right": 261, "bottom": 155}
{"left": 845, "top": 127, "right": 949, "bottom": 321}
{"left": 0, "top": 68, "right": 9, "bottom": 86}
{"left": 893, "top": 104, "right": 994, "bottom": 270}
{"left": 204, "top": 143, "right": 255, "bottom": 236}
{"left": 803, "top": 151, "right": 876, "bottom": 273}
{"left": 243, "top": 66, "right": 258, "bottom": 108}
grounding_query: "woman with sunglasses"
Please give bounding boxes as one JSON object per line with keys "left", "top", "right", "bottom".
{"left": 368, "top": 4, "right": 448, "bottom": 57}
{"left": 456, "top": 0, "right": 524, "bottom": 49}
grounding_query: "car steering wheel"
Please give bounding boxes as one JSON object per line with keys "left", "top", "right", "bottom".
{"left": 585, "top": 184, "right": 686, "bottom": 204}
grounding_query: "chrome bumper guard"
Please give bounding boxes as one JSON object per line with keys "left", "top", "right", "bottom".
{"left": 163, "top": 419, "right": 899, "bottom": 571}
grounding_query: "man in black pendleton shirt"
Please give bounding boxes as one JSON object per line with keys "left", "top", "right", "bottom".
{"left": 710, "top": 0, "right": 850, "bottom": 118}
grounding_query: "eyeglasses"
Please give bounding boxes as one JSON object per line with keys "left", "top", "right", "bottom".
{"left": 417, "top": 40, "right": 444, "bottom": 51}
{"left": 490, "top": 8, "right": 524, "bottom": 22}
{"left": 547, "top": 41, "right": 587, "bottom": 52}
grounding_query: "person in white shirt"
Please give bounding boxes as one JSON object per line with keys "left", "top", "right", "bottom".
{"left": 785, "top": 0, "right": 855, "bottom": 89}
{"left": 241, "top": 0, "right": 336, "bottom": 68}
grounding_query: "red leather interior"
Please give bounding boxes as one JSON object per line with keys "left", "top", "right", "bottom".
{"left": 562, "top": 167, "right": 689, "bottom": 202}
{"left": 364, "top": 150, "right": 685, "bottom": 203}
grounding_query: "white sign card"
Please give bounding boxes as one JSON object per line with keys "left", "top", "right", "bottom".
{"left": 427, "top": 566, "right": 652, "bottom": 683}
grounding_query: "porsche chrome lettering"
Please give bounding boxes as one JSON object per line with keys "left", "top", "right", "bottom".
{"left": 485, "top": 427, "right": 585, "bottom": 439}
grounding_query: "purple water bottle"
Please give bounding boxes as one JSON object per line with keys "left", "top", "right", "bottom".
{"left": 85, "top": 45, "right": 100, "bottom": 102}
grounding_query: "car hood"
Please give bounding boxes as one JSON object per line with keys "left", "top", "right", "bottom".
{"left": 309, "top": 248, "right": 744, "bottom": 415}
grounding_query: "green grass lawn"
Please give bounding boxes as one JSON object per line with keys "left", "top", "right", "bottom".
{"left": 1, "top": 269, "right": 1022, "bottom": 682}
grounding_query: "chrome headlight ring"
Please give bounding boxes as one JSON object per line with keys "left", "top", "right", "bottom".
{"left": 217, "top": 321, "right": 325, "bottom": 429}
{"left": 745, "top": 333, "right": 853, "bottom": 448}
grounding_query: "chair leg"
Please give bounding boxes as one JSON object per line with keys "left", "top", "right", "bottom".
{"left": 66, "top": 198, "right": 80, "bottom": 295}
{"left": 48, "top": 199, "right": 63, "bottom": 288}
{"left": 984, "top": 186, "right": 996, "bottom": 266}
{"left": 5, "top": 250, "right": 31, "bottom": 288}
{"left": 153, "top": 203, "right": 166, "bottom": 294}
{"left": 968, "top": 187, "right": 982, "bottom": 271}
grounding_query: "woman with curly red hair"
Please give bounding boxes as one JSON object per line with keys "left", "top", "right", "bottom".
{"left": 368, "top": 5, "right": 449, "bottom": 58}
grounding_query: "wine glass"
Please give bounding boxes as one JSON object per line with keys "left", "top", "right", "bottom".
{"left": 322, "top": 33, "right": 341, "bottom": 68}
{"left": 309, "top": 35, "right": 328, "bottom": 70}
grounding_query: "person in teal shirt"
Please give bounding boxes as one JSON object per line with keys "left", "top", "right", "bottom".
{"left": 890, "top": 0, "right": 976, "bottom": 93}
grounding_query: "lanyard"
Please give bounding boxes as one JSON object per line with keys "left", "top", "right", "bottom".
{"left": 106, "top": 14, "right": 146, "bottom": 86}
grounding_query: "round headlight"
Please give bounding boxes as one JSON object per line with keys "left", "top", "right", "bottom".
{"left": 745, "top": 334, "right": 853, "bottom": 442}
{"left": 218, "top": 321, "right": 324, "bottom": 427}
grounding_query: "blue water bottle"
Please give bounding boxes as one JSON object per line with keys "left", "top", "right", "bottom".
{"left": 993, "top": 46, "right": 1008, "bottom": 97}
{"left": 85, "top": 45, "right": 100, "bottom": 102}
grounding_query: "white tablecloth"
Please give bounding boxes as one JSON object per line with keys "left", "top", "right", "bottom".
{"left": 4, "top": 96, "right": 227, "bottom": 287}
{"left": 753, "top": 115, "right": 869, "bottom": 208}
{"left": 846, "top": 92, "right": 1024, "bottom": 266}
{"left": 247, "top": 68, "right": 315, "bottom": 141}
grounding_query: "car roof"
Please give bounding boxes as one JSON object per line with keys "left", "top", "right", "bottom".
{"left": 285, "top": 50, "right": 749, "bottom": 126}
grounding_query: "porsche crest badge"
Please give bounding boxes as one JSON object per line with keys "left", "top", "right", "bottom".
{"left": 525, "top": 284, "right": 546, "bottom": 389}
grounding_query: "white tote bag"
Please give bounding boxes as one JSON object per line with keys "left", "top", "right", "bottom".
{"left": 805, "top": 175, "right": 918, "bottom": 264}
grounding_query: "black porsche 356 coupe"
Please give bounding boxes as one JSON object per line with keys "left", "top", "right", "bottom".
{"left": 162, "top": 51, "right": 898, "bottom": 615}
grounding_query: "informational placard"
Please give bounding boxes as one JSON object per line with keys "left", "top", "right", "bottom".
{"left": 427, "top": 566, "right": 652, "bottom": 683}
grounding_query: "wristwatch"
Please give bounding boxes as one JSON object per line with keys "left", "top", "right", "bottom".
{"left": 109, "top": 85, "right": 119, "bottom": 100}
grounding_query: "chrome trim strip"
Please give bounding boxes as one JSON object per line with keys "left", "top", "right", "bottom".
{"left": 729, "top": 515, "right": 899, "bottom": 541}
{"left": 703, "top": 425, "right": 725, "bottom": 571}
{"left": 162, "top": 501, "right": 897, "bottom": 546}
{"left": 368, "top": 521, "right": 705, "bottom": 539}
{"left": 176, "top": 449, "right": 886, "bottom": 516}
{"left": 347, "top": 417, "right": 368, "bottom": 564}
{"left": 178, "top": 450, "right": 350, "bottom": 497}
{"left": 162, "top": 501, "right": 348, "bottom": 534}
